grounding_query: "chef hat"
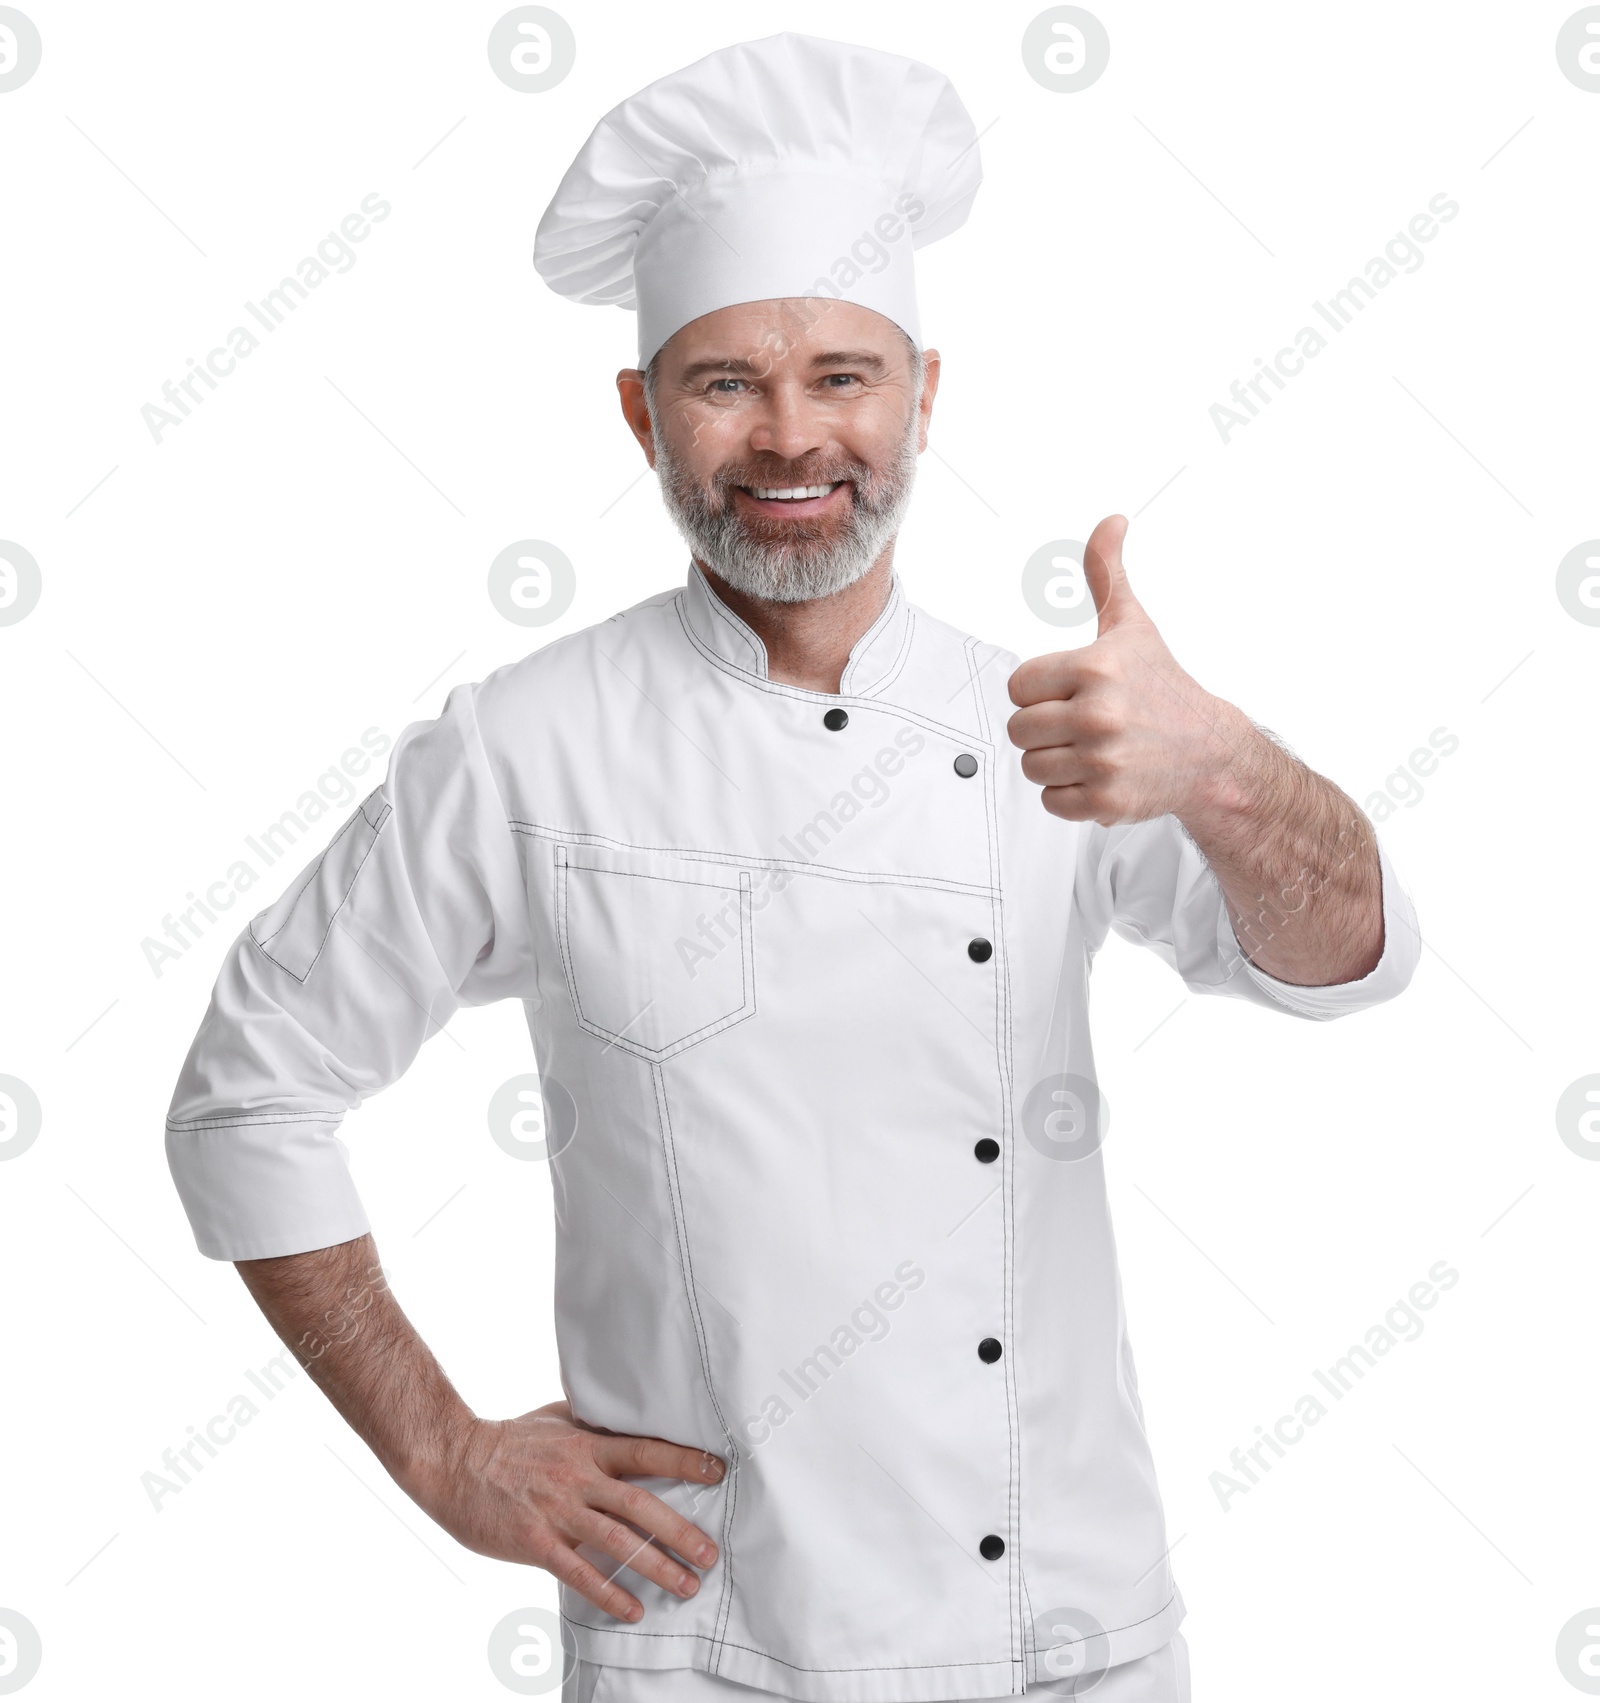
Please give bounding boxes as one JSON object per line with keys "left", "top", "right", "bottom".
{"left": 533, "top": 32, "right": 982, "bottom": 369}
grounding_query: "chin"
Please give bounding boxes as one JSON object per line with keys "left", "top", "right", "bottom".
{"left": 708, "top": 550, "right": 878, "bottom": 604}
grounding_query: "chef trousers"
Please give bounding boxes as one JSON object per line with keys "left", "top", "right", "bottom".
{"left": 560, "top": 1634, "right": 1190, "bottom": 1703}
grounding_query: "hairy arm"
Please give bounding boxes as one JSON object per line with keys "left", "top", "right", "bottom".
{"left": 235, "top": 1233, "right": 726, "bottom": 1622}
{"left": 1009, "top": 514, "right": 1387, "bottom": 988}
{"left": 1176, "top": 709, "right": 1384, "bottom": 985}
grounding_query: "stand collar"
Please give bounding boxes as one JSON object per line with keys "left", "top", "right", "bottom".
{"left": 680, "top": 559, "right": 911, "bottom": 696}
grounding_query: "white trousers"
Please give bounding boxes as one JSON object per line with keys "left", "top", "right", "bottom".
{"left": 561, "top": 1633, "right": 1190, "bottom": 1703}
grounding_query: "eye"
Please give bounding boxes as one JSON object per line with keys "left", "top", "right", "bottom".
{"left": 707, "top": 378, "right": 745, "bottom": 395}
{"left": 823, "top": 373, "right": 862, "bottom": 389}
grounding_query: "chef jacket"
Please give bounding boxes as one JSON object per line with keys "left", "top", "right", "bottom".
{"left": 166, "top": 560, "right": 1420, "bottom": 1703}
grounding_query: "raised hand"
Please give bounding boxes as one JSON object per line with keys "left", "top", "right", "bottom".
{"left": 1006, "top": 514, "right": 1242, "bottom": 826}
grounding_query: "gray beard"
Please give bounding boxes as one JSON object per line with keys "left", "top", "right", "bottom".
{"left": 652, "top": 408, "right": 921, "bottom": 604}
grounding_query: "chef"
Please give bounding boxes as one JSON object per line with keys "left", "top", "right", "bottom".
{"left": 165, "top": 31, "right": 1420, "bottom": 1703}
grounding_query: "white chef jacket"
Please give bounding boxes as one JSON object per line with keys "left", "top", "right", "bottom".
{"left": 166, "top": 561, "right": 1419, "bottom": 1703}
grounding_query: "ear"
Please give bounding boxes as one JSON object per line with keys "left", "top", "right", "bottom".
{"left": 915, "top": 349, "right": 941, "bottom": 454}
{"left": 616, "top": 369, "right": 656, "bottom": 468}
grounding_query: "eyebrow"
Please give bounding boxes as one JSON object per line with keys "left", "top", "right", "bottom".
{"left": 675, "top": 348, "right": 890, "bottom": 385}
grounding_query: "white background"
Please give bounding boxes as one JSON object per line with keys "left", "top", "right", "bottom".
{"left": 1, "top": 2, "right": 1596, "bottom": 1698}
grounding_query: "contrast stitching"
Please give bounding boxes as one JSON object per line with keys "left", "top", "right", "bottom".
{"left": 674, "top": 595, "right": 995, "bottom": 749}
{"left": 555, "top": 848, "right": 756, "bottom": 1061}
{"left": 572, "top": 1004, "right": 755, "bottom": 1065}
{"left": 562, "top": 863, "right": 740, "bottom": 895}
{"left": 251, "top": 812, "right": 359, "bottom": 950}
{"left": 249, "top": 793, "right": 392, "bottom": 984}
{"left": 837, "top": 580, "right": 906, "bottom": 696}
{"left": 858, "top": 604, "right": 917, "bottom": 699}
{"left": 165, "top": 1112, "right": 344, "bottom": 1129}
{"left": 652, "top": 1065, "right": 741, "bottom": 1669}
{"left": 561, "top": 1588, "right": 1180, "bottom": 1674}
{"left": 700, "top": 578, "right": 768, "bottom": 675}
{"left": 510, "top": 822, "right": 995, "bottom": 900}
{"left": 694, "top": 573, "right": 905, "bottom": 698}
{"left": 965, "top": 636, "right": 1031, "bottom": 1671}
{"left": 1022, "top": 1591, "right": 1182, "bottom": 1682}
{"left": 557, "top": 1616, "right": 1019, "bottom": 1674}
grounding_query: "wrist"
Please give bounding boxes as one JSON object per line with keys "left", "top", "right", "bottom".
{"left": 1176, "top": 700, "right": 1280, "bottom": 838}
{"left": 391, "top": 1403, "right": 480, "bottom": 1503}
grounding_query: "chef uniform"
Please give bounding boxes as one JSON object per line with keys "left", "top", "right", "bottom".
{"left": 165, "top": 32, "right": 1421, "bottom": 1703}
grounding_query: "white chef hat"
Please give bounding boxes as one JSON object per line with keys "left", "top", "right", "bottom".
{"left": 533, "top": 32, "right": 982, "bottom": 369}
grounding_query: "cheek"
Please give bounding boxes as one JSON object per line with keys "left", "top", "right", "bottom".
{"left": 846, "top": 421, "right": 905, "bottom": 470}
{"left": 678, "top": 412, "right": 752, "bottom": 470}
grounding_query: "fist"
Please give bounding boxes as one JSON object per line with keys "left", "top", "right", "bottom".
{"left": 1006, "top": 515, "right": 1236, "bottom": 826}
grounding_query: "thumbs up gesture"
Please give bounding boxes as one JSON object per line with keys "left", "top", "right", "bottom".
{"left": 1007, "top": 515, "right": 1244, "bottom": 826}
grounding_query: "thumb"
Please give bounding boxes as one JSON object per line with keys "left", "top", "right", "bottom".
{"left": 1083, "top": 514, "right": 1139, "bottom": 637}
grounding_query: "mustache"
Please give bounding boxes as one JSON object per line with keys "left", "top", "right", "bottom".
{"left": 712, "top": 462, "right": 867, "bottom": 493}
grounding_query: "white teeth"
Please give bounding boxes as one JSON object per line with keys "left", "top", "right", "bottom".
{"left": 748, "top": 483, "right": 839, "bottom": 500}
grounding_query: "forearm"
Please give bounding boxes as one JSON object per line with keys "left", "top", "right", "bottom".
{"left": 1178, "top": 703, "right": 1384, "bottom": 986}
{"left": 234, "top": 1232, "right": 470, "bottom": 1492}
{"left": 234, "top": 1233, "right": 725, "bottom": 1620}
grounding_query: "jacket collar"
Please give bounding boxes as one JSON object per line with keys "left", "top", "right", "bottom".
{"left": 681, "top": 558, "right": 912, "bottom": 697}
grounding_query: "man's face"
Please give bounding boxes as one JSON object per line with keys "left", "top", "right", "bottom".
{"left": 619, "top": 298, "right": 939, "bottom": 604}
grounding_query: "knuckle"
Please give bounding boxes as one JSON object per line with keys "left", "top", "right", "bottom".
{"left": 567, "top": 1559, "right": 606, "bottom": 1600}
{"left": 617, "top": 1483, "right": 654, "bottom": 1522}
{"left": 1074, "top": 699, "right": 1118, "bottom": 739}
{"left": 523, "top": 1529, "right": 560, "bottom": 1568}
{"left": 546, "top": 1460, "right": 586, "bottom": 1498}
{"left": 1043, "top": 788, "right": 1088, "bottom": 822}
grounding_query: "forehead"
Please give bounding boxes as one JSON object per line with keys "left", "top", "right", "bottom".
{"left": 658, "top": 297, "right": 909, "bottom": 372}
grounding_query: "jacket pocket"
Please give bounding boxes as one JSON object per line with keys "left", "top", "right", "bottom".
{"left": 249, "top": 788, "right": 392, "bottom": 983}
{"left": 555, "top": 843, "right": 755, "bottom": 1061}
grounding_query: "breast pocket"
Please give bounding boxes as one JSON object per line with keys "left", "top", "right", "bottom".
{"left": 554, "top": 844, "right": 755, "bottom": 1062}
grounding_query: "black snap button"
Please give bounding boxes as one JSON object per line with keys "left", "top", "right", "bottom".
{"left": 823, "top": 707, "right": 849, "bottom": 731}
{"left": 978, "top": 1337, "right": 1002, "bottom": 1363}
{"left": 967, "top": 938, "right": 993, "bottom": 963}
{"left": 974, "top": 1138, "right": 999, "bottom": 1164}
{"left": 979, "top": 1534, "right": 1006, "bottom": 1561}
{"left": 953, "top": 753, "right": 978, "bottom": 778}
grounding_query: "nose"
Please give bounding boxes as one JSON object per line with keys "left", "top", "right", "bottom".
{"left": 746, "top": 381, "right": 828, "bottom": 466}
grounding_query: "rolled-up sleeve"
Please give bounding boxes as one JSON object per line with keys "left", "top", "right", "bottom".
{"left": 1077, "top": 812, "right": 1420, "bottom": 1021}
{"left": 165, "top": 682, "right": 535, "bottom": 1260}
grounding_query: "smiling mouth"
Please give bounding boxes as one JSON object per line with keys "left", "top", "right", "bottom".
{"left": 734, "top": 480, "right": 850, "bottom": 515}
